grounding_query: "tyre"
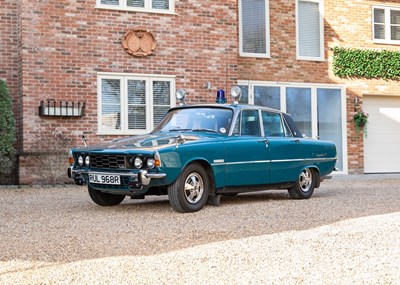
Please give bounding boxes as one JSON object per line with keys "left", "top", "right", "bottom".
{"left": 168, "top": 163, "right": 210, "bottom": 213}
{"left": 288, "top": 168, "right": 316, "bottom": 199}
{"left": 88, "top": 185, "right": 125, "bottom": 206}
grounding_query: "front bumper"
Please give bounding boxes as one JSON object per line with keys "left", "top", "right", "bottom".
{"left": 68, "top": 166, "right": 166, "bottom": 191}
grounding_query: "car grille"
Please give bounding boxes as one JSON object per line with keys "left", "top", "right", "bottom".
{"left": 90, "top": 154, "right": 126, "bottom": 169}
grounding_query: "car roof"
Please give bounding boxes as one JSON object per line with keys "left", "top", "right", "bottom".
{"left": 169, "top": 103, "right": 288, "bottom": 115}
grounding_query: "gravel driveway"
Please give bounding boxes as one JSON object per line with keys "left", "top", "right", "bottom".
{"left": 1, "top": 175, "right": 400, "bottom": 284}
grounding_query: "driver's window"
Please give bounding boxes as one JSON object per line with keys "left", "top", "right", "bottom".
{"left": 241, "top": 110, "right": 261, "bottom": 136}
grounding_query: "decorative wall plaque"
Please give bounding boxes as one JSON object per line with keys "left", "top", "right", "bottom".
{"left": 122, "top": 29, "right": 157, "bottom": 57}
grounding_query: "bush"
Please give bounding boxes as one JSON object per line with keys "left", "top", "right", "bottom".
{"left": 0, "top": 80, "right": 16, "bottom": 176}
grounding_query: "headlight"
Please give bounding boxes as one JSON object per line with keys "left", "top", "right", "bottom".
{"left": 85, "top": 156, "right": 90, "bottom": 166}
{"left": 78, "top": 155, "right": 84, "bottom": 166}
{"left": 147, "top": 158, "right": 155, "bottom": 169}
{"left": 134, "top": 157, "right": 143, "bottom": 169}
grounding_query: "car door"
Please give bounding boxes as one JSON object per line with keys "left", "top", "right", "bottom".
{"left": 261, "top": 111, "right": 303, "bottom": 183}
{"left": 224, "top": 109, "right": 270, "bottom": 186}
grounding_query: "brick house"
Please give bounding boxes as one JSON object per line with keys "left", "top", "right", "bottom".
{"left": 1, "top": 0, "right": 400, "bottom": 184}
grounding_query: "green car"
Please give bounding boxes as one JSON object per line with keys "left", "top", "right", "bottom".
{"left": 68, "top": 87, "right": 337, "bottom": 213}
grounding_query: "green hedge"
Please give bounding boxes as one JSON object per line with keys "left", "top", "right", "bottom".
{"left": 332, "top": 47, "right": 400, "bottom": 80}
{"left": 0, "top": 80, "right": 16, "bottom": 175}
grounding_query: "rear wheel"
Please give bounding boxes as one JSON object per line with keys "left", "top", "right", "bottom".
{"left": 88, "top": 185, "right": 125, "bottom": 206}
{"left": 288, "top": 168, "right": 316, "bottom": 199}
{"left": 168, "top": 163, "right": 210, "bottom": 213}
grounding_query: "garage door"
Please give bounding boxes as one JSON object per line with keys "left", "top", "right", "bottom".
{"left": 364, "top": 96, "right": 400, "bottom": 173}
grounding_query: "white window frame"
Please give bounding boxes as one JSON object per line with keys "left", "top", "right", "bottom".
{"left": 296, "top": 0, "right": 325, "bottom": 61}
{"left": 239, "top": 0, "right": 270, "bottom": 58}
{"left": 372, "top": 5, "right": 400, "bottom": 45}
{"left": 238, "top": 80, "right": 347, "bottom": 174}
{"left": 97, "top": 72, "right": 176, "bottom": 135}
{"left": 96, "top": 0, "right": 175, "bottom": 14}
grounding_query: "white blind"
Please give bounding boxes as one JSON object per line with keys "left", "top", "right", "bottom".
{"left": 153, "top": 81, "right": 171, "bottom": 127}
{"left": 298, "top": 1, "right": 321, "bottom": 58}
{"left": 127, "top": 0, "right": 144, "bottom": 7}
{"left": 152, "top": 0, "right": 169, "bottom": 10}
{"left": 127, "top": 80, "right": 146, "bottom": 130}
{"left": 241, "top": 0, "right": 267, "bottom": 55}
{"left": 101, "top": 79, "right": 121, "bottom": 130}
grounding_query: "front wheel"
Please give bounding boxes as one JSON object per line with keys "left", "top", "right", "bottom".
{"left": 288, "top": 168, "right": 316, "bottom": 199}
{"left": 88, "top": 185, "right": 125, "bottom": 206}
{"left": 168, "top": 163, "right": 210, "bottom": 213}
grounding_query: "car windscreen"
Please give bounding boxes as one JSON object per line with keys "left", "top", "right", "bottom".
{"left": 152, "top": 107, "right": 234, "bottom": 135}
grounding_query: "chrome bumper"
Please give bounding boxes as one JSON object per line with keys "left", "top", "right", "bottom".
{"left": 69, "top": 167, "right": 166, "bottom": 186}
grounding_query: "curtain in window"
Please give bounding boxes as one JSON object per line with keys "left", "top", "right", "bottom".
{"left": 128, "top": 80, "right": 146, "bottom": 130}
{"left": 241, "top": 0, "right": 267, "bottom": 54}
{"left": 101, "top": 79, "right": 121, "bottom": 130}
{"left": 153, "top": 81, "right": 170, "bottom": 127}
{"left": 298, "top": 0, "right": 321, "bottom": 58}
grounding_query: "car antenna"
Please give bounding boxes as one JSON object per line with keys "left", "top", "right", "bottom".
{"left": 82, "top": 135, "right": 88, "bottom": 147}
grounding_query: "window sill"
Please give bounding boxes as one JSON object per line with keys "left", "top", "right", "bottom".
{"left": 95, "top": 5, "right": 176, "bottom": 15}
{"left": 373, "top": 39, "right": 400, "bottom": 45}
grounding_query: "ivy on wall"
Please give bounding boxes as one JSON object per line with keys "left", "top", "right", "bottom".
{"left": 332, "top": 47, "right": 400, "bottom": 80}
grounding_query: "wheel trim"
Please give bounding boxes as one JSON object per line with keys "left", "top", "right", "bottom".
{"left": 183, "top": 172, "right": 204, "bottom": 204}
{"left": 299, "top": 168, "right": 313, "bottom": 192}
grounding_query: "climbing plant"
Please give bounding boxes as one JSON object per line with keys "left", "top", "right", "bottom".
{"left": 332, "top": 47, "right": 400, "bottom": 80}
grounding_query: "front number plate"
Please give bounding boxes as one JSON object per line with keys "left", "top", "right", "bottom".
{"left": 89, "top": 173, "right": 120, "bottom": 185}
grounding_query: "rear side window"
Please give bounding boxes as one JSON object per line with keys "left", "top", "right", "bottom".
{"left": 262, "top": 111, "right": 292, "bottom": 137}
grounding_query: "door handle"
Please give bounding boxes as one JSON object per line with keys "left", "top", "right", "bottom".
{"left": 291, "top": 139, "right": 300, "bottom": 143}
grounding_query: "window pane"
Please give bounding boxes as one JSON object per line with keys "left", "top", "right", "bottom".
{"left": 374, "top": 8, "right": 385, "bottom": 23}
{"left": 127, "top": 0, "right": 144, "bottom": 7}
{"left": 128, "top": 106, "right": 146, "bottom": 129}
{"left": 153, "top": 81, "right": 170, "bottom": 105}
{"left": 241, "top": 109, "right": 261, "bottom": 136}
{"left": 286, "top": 87, "right": 311, "bottom": 137}
{"left": 391, "top": 26, "right": 400, "bottom": 40}
{"left": 317, "top": 88, "right": 343, "bottom": 171}
{"left": 238, "top": 85, "right": 249, "bottom": 103}
{"left": 127, "top": 80, "right": 146, "bottom": 130}
{"left": 101, "top": 0, "right": 119, "bottom": 5}
{"left": 298, "top": 0, "right": 321, "bottom": 58}
{"left": 128, "top": 80, "right": 146, "bottom": 104}
{"left": 241, "top": 0, "right": 267, "bottom": 54}
{"left": 101, "top": 79, "right": 121, "bottom": 130}
{"left": 374, "top": 24, "right": 385, "bottom": 39}
{"left": 254, "top": 86, "right": 280, "bottom": 109}
{"left": 152, "top": 0, "right": 169, "bottom": 9}
{"left": 153, "top": 81, "right": 171, "bottom": 127}
{"left": 154, "top": 106, "right": 170, "bottom": 127}
{"left": 390, "top": 10, "right": 400, "bottom": 25}
{"left": 262, "top": 111, "right": 284, "bottom": 137}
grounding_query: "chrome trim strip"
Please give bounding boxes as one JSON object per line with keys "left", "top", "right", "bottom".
{"left": 211, "top": 157, "right": 336, "bottom": 166}
{"left": 271, "top": 157, "right": 337, "bottom": 163}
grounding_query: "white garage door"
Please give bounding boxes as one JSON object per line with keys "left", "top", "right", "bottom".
{"left": 364, "top": 96, "right": 400, "bottom": 173}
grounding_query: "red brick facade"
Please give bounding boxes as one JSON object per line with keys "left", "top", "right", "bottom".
{"left": 1, "top": 0, "right": 400, "bottom": 183}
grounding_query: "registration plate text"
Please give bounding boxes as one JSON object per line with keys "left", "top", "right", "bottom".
{"left": 89, "top": 173, "right": 120, "bottom": 185}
